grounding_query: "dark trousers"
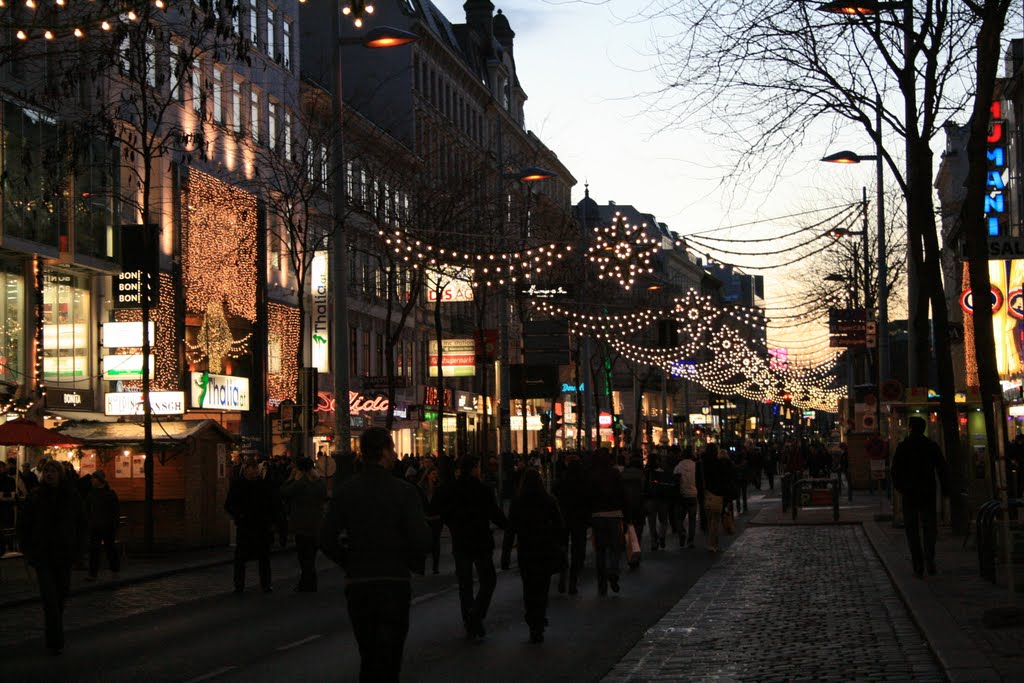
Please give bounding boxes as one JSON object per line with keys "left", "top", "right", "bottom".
{"left": 88, "top": 528, "right": 120, "bottom": 577}
{"left": 454, "top": 549, "right": 497, "bottom": 631}
{"left": 234, "top": 545, "right": 271, "bottom": 591}
{"left": 428, "top": 518, "right": 443, "bottom": 573}
{"left": 560, "top": 523, "right": 587, "bottom": 585}
{"left": 766, "top": 471, "right": 775, "bottom": 490}
{"left": 294, "top": 533, "right": 318, "bottom": 590}
{"left": 903, "top": 501, "right": 938, "bottom": 574}
{"left": 737, "top": 480, "right": 748, "bottom": 512}
{"left": 591, "top": 517, "right": 623, "bottom": 589}
{"left": 679, "top": 497, "right": 698, "bottom": 545}
{"left": 645, "top": 499, "right": 669, "bottom": 547}
{"left": 36, "top": 561, "right": 71, "bottom": 650}
{"left": 345, "top": 580, "right": 411, "bottom": 683}
{"left": 520, "top": 566, "right": 551, "bottom": 633}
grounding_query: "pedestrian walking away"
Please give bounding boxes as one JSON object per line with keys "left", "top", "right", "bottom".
{"left": 17, "top": 459, "right": 85, "bottom": 655}
{"left": 891, "top": 416, "right": 949, "bottom": 578}
{"left": 587, "top": 448, "right": 626, "bottom": 596}
{"left": 502, "top": 468, "right": 565, "bottom": 643}
{"left": 85, "top": 469, "right": 120, "bottom": 580}
{"left": 702, "top": 444, "right": 735, "bottom": 553}
{"left": 439, "top": 454, "right": 507, "bottom": 640}
{"left": 320, "top": 428, "right": 431, "bottom": 683}
{"left": 280, "top": 456, "right": 328, "bottom": 592}
{"left": 673, "top": 448, "right": 699, "bottom": 548}
{"left": 553, "top": 453, "right": 589, "bottom": 594}
{"left": 225, "top": 459, "right": 283, "bottom": 593}
{"left": 418, "top": 466, "right": 444, "bottom": 575}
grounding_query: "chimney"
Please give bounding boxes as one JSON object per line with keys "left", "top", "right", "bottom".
{"left": 464, "top": 0, "right": 495, "bottom": 49}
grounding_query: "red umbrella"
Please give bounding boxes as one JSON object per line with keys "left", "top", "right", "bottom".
{"left": 0, "top": 418, "right": 84, "bottom": 448}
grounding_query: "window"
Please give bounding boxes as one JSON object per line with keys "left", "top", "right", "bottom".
{"left": 320, "top": 144, "right": 328, "bottom": 189}
{"left": 232, "top": 80, "right": 242, "bottom": 133}
{"left": 266, "top": 7, "right": 275, "bottom": 58}
{"left": 119, "top": 35, "right": 131, "bottom": 74}
{"left": 42, "top": 270, "right": 91, "bottom": 385}
{"left": 250, "top": 88, "right": 260, "bottom": 143}
{"left": 248, "top": 2, "right": 258, "bottom": 45}
{"left": 283, "top": 109, "right": 292, "bottom": 160}
{"left": 306, "top": 139, "right": 315, "bottom": 184}
{"left": 212, "top": 67, "right": 224, "bottom": 123}
{"left": 375, "top": 333, "right": 384, "bottom": 375}
{"left": 191, "top": 62, "right": 203, "bottom": 114}
{"left": 145, "top": 40, "right": 157, "bottom": 88}
{"left": 282, "top": 20, "right": 291, "bottom": 70}
{"left": 268, "top": 101, "right": 277, "bottom": 149}
{"left": 169, "top": 44, "right": 182, "bottom": 102}
{"left": 362, "top": 330, "right": 370, "bottom": 376}
{"left": 231, "top": 3, "right": 240, "bottom": 35}
{"left": 345, "top": 161, "right": 354, "bottom": 199}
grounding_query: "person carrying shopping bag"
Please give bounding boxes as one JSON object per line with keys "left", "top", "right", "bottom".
{"left": 702, "top": 444, "right": 735, "bottom": 553}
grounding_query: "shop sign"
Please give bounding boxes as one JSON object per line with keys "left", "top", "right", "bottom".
{"left": 518, "top": 284, "right": 574, "bottom": 299}
{"left": 987, "top": 101, "right": 1009, "bottom": 237}
{"left": 561, "top": 382, "right": 585, "bottom": 393}
{"left": 101, "top": 321, "right": 155, "bottom": 348}
{"left": 44, "top": 387, "right": 94, "bottom": 411}
{"left": 428, "top": 339, "right": 476, "bottom": 377}
{"left": 1009, "top": 405, "right": 1024, "bottom": 417}
{"left": 455, "top": 391, "right": 479, "bottom": 413}
{"left": 393, "top": 404, "right": 409, "bottom": 419}
{"left": 105, "top": 391, "right": 186, "bottom": 416}
{"left": 362, "top": 376, "right": 406, "bottom": 390}
{"left": 190, "top": 372, "right": 250, "bottom": 411}
{"left": 1008, "top": 289, "right": 1024, "bottom": 320}
{"left": 598, "top": 412, "right": 612, "bottom": 428}
{"left": 423, "top": 386, "right": 454, "bottom": 410}
{"left": 113, "top": 270, "right": 159, "bottom": 309}
{"left": 309, "top": 250, "right": 330, "bottom": 372}
{"left": 102, "top": 354, "right": 154, "bottom": 380}
{"left": 426, "top": 267, "right": 474, "bottom": 302}
{"left": 960, "top": 286, "right": 1003, "bottom": 314}
{"left": 312, "top": 391, "right": 390, "bottom": 415}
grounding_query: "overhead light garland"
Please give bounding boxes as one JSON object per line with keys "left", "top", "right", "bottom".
{"left": 0, "top": 0, "right": 164, "bottom": 42}
{"left": 586, "top": 211, "right": 658, "bottom": 291}
{"left": 379, "top": 228, "right": 571, "bottom": 287}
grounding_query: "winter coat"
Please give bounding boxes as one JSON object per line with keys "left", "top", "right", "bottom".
{"left": 225, "top": 475, "right": 282, "bottom": 552}
{"left": 620, "top": 464, "right": 645, "bottom": 520}
{"left": 891, "top": 433, "right": 948, "bottom": 506}
{"left": 587, "top": 463, "right": 626, "bottom": 517}
{"left": 17, "top": 481, "right": 84, "bottom": 567}
{"left": 280, "top": 475, "right": 328, "bottom": 536}
{"left": 704, "top": 455, "right": 736, "bottom": 500}
{"left": 553, "top": 462, "right": 591, "bottom": 529}
{"left": 439, "top": 476, "right": 507, "bottom": 554}
{"left": 86, "top": 484, "right": 120, "bottom": 533}
{"left": 502, "top": 492, "right": 565, "bottom": 575}
{"left": 320, "top": 463, "right": 432, "bottom": 582}
{"left": 674, "top": 459, "right": 698, "bottom": 498}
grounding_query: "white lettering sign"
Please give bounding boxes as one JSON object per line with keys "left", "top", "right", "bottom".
{"left": 102, "top": 322, "right": 156, "bottom": 348}
{"left": 102, "top": 354, "right": 154, "bottom": 380}
{"left": 190, "top": 372, "right": 250, "bottom": 411}
{"left": 309, "top": 250, "right": 330, "bottom": 372}
{"left": 105, "top": 391, "right": 186, "bottom": 416}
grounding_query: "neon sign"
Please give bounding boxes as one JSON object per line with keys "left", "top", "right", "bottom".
{"left": 313, "top": 391, "right": 390, "bottom": 414}
{"left": 987, "top": 100, "right": 1008, "bottom": 237}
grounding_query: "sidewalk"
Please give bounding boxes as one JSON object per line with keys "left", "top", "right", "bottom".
{"left": 753, "top": 488, "right": 1023, "bottom": 682}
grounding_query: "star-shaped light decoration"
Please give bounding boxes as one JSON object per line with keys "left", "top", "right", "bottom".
{"left": 587, "top": 211, "right": 658, "bottom": 291}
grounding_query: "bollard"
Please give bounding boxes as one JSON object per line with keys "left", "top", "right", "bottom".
{"left": 782, "top": 473, "right": 792, "bottom": 512}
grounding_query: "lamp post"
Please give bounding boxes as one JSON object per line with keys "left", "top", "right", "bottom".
{"left": 328, "top": 12, "right": 416, "bottom": 456}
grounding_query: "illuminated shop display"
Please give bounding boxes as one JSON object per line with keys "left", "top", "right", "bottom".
{"left": 114, "top": 272, "right": 178, "bottom": 391}
{"left": 0, "top": 263, "right": 24, "bottom": 385}
{"left": 267, "top": 302, "right": 300, "bottom": 404}
{"left": 42, "top": 269, "right": 90, "bottom": 383}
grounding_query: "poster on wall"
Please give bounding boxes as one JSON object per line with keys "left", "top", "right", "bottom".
{"left": 131, "top": 454, "right": 146, "bottom": 478}
{"left": 78, "top": 452, "right": 97, "bottom": 476}
{"left": 115, "top": 454, "right": 131, "bottom": 478}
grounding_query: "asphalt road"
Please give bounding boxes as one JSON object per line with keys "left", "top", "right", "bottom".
{"left": 2, "top": 503, "right": 759, "bottom": 683}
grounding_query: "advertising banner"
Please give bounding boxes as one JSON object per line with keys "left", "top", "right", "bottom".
{"left": 190, "top": 372, "right": 250, "bottom": 411}
{"left": 105, "top": 391, "right": 187, "bottom": 416}
{"left": 309, "top": 250, "right": 330, "bottom": 372}
{"left": 428, "top": 339, "right": 476, "bottom": 377}
{"left": 426, "top": 267, "right": 474, "bottom": 303}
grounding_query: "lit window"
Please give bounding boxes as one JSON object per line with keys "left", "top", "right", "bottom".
{"left": 248, "top": 2, "right": 258, "bottom": 45}
{"left": 169, "top": 43, "right": 182, "bottom": 102}
{"left": 282, "top": 20, "right": 291, "bottom": 70}
{"left": 268, "top": 101, "right": 277, "bottom": 149}
{"left": 232, "top": 80, "right": 242, "bottom": 133}
{"left": 266, "top": 7, "right": 275, "bottom": 58}
{"left": 250, "top": 88, "right": 260, "bottom": 143}
{"left": 213, "top": 67, "right": 224, "bottom": 124}
{"left": 283, "top": 109, "right": 292, "bottom": 160}
{"left": 191, "top": 63, "right": 203, "bottom": 114}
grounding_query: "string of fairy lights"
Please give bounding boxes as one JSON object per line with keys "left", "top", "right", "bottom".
{"left": 0, "top": 0, "right": 167, "bottom": 42}
{"left": 586, "top": 212, "right": 659, "bottom": 291}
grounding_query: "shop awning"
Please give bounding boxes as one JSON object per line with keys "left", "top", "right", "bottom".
{"left": 61, "top": 419, "right": 235, "bottom": 449}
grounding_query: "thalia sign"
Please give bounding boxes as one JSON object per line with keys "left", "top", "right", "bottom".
{"left": 190, "top": 372, "right": 250, "bottom": 411}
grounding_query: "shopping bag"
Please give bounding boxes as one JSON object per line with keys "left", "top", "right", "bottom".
{"left": 625, "top": 523, "right": 641, "bottom": 562}
{"left": 723, "top": 509, "right": 736, "bottom": 535}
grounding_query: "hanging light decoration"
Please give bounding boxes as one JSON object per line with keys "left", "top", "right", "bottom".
{"left": 341, "top": 0, "right": 374, "bottom": 29}
{"left": 0, "top": 0, "right": 167, "bottom": 42}
{"left": 586, "top": 211, "right": 658, "bottom": 291}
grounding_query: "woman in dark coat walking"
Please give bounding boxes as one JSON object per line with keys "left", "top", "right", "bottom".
{"left": 587, "top": 448, "right": 626, "bottom": 596}
{"left": 501, "top": 468, "right": 565, "bottom": 643}
{"left": 17, "top": 459, "right": 85, "bottom": 654}
{"left": 419, "top": 466, "right": 444, "bottom": 574}
{"left": 553, "top": 454, "right": 589, "bottom": 594}
{"left": 280, "top": 457, "right": 328, "bottom": 591}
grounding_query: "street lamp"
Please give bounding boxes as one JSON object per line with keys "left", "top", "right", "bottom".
{"left": 329, "top": 21, "right": 417, "bottom": 457}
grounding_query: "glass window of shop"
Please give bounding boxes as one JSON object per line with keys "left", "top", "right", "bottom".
{"left": 71, "top": 138, "right": 117, "bottom": 260}
{"left": 42, "top": 270, "right": 91, "bottom": 385}
{"left": 2, "top": 102, "right": 62, "bottom": 246}
{"left": 0, "top": 262, "right": 23, "bottom": 386}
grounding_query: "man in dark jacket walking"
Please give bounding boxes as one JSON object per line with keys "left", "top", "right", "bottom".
{"left": 280, "top": 457, "right": 328, "bottom": 592}
{"left": 85, "top": 470, "right": 120, "bottom": 580}
{"left": 439, "top": 454, "right": 507, "bottom": 640}
{"left": 320, "top": 428, "right": 431, "bottom": 683}
{"left": 225, "top": 459, "right": 282, "bottom": 593}
{"left": 17, "top": 460, "right": 84, "bottom": 654}
{"left": 891, "top": 416, "right": 948, "bottom": 578}
{"left": 553, "top": 454, "right": 588, "bottom": 594}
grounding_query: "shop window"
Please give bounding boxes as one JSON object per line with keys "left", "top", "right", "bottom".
{"left": 2, "top": 102, "right": 62, "bottom": 247}
{"left": 0, "top": 265, "right": 24, "bottom": 387}
{"left": 42, "top": 269, "right": 91, "bottom": 385}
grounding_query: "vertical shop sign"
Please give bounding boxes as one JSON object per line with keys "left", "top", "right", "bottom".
{"left": 309, "top": 250, "right": 330, "bottom": 372}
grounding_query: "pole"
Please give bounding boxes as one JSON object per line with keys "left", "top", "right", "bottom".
{"left": 875, "top": 94, "right": 889, "bottom": 387}
{"left": 331, "top": 6, "right": 353, "bottom": 457}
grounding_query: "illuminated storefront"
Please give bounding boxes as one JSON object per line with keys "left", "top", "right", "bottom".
{"left": 42, "top": 269, "right": 91, "bottom": 386}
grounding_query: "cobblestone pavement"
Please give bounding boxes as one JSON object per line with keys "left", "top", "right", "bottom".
{"left": 604, "top": 526, "right": 943, "bottom": 683}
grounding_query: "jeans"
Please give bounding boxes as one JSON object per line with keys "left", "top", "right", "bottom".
{"left": 679, "top": 497, "right": 698, "bottom": 545}
{"left": 454, "top": 549, "right": 497, "bottom": 631}
{"left": 294, "top": 533, "right": 318, "bottom": 590}
{"left": 345, "top": 580, "right": 412, "bottom": 683}
{"left": 591, "top": 516, "right": 623, "bottom": 590}
{"left": 88, "top": 528, "right": 120, "bottom": 577}
{"left": 645, "top": 499, "right": 669, "bottom": 548}
{"left": 560, "top": 523, "right": 587, "bottom": 586}
{"left": 705, "top": 496, "right": 724, "bottom": 550}
{"left": 35, "top": 561, "right": 71, "bottom": 650}
{"left": 903, "top": 501, "right": 938, "bottom": 574}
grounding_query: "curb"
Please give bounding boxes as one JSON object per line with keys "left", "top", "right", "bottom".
{"left": 861, "top": 520, "right": 1002, "bottom": 683}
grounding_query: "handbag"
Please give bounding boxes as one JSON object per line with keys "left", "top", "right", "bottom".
{"left": 624, "top": 523, "right": 641, "bottom": 562}
{"left": 723, "top": 509, "right": 736, "bottom": 535}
